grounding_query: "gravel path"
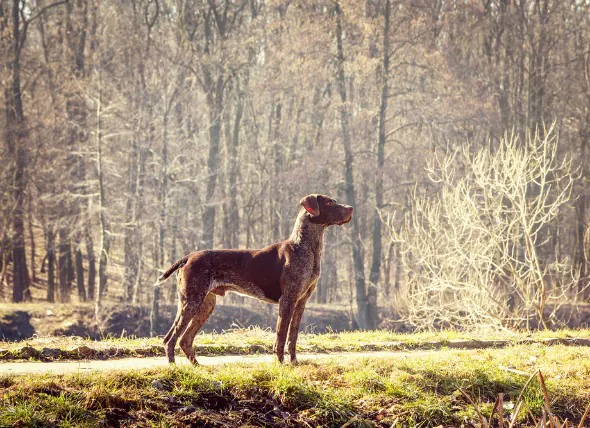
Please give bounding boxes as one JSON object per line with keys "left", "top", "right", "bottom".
{"left": 0, "top": 350, "right": 449, "bottom": 375}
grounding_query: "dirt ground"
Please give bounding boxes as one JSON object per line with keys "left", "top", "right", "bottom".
{"left": 0, "top": 350, "right": 427, "bottom": 375}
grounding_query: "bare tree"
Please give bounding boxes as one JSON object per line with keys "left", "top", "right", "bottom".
{"left": 93, "top": 64, "right": 109, "bottom": 314}
{"left": 2, "top": 0, "right": 29, "bottom": 302}
{"left": 388, "top": 126, "right": 579, "bottom": 330}
{"left": 334, "top": 2, "right": 371, "bottom": 329}
{"left": 368, "top": 0, "right": 391, "bottom": 330}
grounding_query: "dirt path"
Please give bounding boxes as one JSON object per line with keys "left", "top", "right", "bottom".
{"left": 0, "top": 350, "right": 456, "bottom": 375}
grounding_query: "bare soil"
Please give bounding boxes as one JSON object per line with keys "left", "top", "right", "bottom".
{"left": 0, "top": 350, "right": 421, "bottom": 375}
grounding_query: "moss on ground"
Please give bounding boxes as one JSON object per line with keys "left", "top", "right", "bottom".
{"left": 1, "top": 343, "right": 589, "bottom": 427}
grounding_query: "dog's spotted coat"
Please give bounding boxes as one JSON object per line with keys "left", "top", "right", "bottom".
{"left": 156, "top": 194, "right": 353, "bottom": 364}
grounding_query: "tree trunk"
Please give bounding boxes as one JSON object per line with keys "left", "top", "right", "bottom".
{"left": 46, "top": 228, "right": 56, "bottom": 302}
{"left": 131, "top": 149, "right": 146, "bottom": 303}
{"left": 577, "top": 122, "right": 589, "bottom": 297}
{"left": 12, "top": 146, "right": 28, "bottom": 303}
{"left": 150, "top": 232, "right": 159, "bottom": 336}
{"left": 75, "top": 242, "right": 86, "bottom": 302}
{"left": 221, "top": 103, "right": 232, "bottom": 249}
{"left": 85, "top": 227, "right": 95, "bottom": 300}
{"left": 4, "top": 0, "right": 29, "bottom": 303}
{"left": 317, "top": 229, "right": 337, "bottom": 304}
{"left": 95, "top": 70, "right": 109, "bottom": 315}
{"left": 131, "top": 146, "right": 148, "bottom": 304}
{"left": 159, "top": 109, "right": 170, "bottom": 270}
{"left": 28, "top": 196, "right": 35, "bottom": 285}
{"left": 58, "top": 229, "right": 71, "bottom": 302}
{"left": 65, "top": 0, "right": 90, "bottom": 301}
{"left": 125, "top": 8, "right": 152, "bottom": 302}
{"left": 201, "top": 65, "right": 224, "bottom": 249}
{"left": 123, "top": 224, "right": 137, "bottom": 301}
{"left": 201, "top": 115, "right": 222, "bottom": 248}
{"left": 393, "top": 240, "right": 402, "bottom": 294}
{"left": 0, "top": 241, "right": 4, "bottom": 297}
{"left": 123, "top": 135, "right": 139, "bottom": 301}
{"left": 132, "top": 236, "right": 144, "bottom": 304}
{"left": 382, "top": 241, "right": 395, "bottom": 298}
{"left": 0, "top": 234, "right": 9, "bottom": 299}
{"left": 67, "top": 242, "right": 75, "bottom": 289}
{"left": 150, "top": 285, "right": 160, "bottom": 337}
{"left": 334, "top": 3, "right": 369, "bottom": 330}
{"left": 271, "top": 99, "right": 282, "bottom": 241}
{"left": 168, "top": 223, "right": 178, "bottom": 302}
{"left": 229, "top": 92, "right": 243, "bottom": 248}
{"left": 367, "top": 0, "right": 391, "bottom": 330}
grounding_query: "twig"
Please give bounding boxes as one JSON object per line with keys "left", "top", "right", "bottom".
{"left": 508, "top": 401, "right": 524, "bottom": 428}
{"left": 459, "top": 387, "right": 488, "bottom": 427}
{"left": 497, "top": 393, "right": 505, "bottom": 428}
{"left": 514, "top": 369, "right": 541, "bottom": 409}
{"left": 537, "top": 371, "right": 555, "bottom": 422}
{"left": 578, "top": 403, "right": 590, "bottom": 428}
{"left": 500, "top": 365, "right": 531, "bottom": 376}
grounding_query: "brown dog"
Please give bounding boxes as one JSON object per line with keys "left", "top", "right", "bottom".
{"left": 155, "top": 194, "right": 353, "bottom": 364}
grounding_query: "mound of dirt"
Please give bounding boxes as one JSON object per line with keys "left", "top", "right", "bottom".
{"left": 0, "top": 311, "right": 35, "bottom": 340}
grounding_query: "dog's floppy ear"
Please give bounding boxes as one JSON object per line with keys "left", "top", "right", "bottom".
{"left": 300, "top": 194, "right": 320, "bottom": 217}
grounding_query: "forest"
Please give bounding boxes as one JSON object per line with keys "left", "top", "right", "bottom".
{"left": 1, "top": 0, "right": 589, "bottom": 332}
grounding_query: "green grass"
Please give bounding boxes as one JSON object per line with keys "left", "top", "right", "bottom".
{"left": 1, "top": 344, "right": 590, "bottom": 427}
{"left": 3, "top": 327, "right": 590, "bottom": 361}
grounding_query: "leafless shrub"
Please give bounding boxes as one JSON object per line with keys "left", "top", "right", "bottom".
{"left": 385, "top": 126, "right": 581, "bottom": 330}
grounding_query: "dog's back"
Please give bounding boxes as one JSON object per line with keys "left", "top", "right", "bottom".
{"left": 179, "top": 245, "right": 288, "bottom": 303}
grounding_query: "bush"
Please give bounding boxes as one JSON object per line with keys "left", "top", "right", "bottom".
{"left": 387, "top": 126, "right": 580, "bottom": 330}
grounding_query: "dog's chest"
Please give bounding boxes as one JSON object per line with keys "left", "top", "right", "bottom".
{"left": 209, "top": 280, "right": 278, "bottom": 304}
{"left": 311, "top": 239, "right": 323, "bottom": 279}
{"left": 295, "top": 244, "right": 322, "bottom": 283}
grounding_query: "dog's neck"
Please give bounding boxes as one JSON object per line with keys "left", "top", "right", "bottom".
{"left": 290, "top": 209, "right": 326, "bottom": 260}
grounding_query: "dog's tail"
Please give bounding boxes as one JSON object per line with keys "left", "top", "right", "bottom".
{"left": 154, "top": 255, "right": 190, "bottom": 287}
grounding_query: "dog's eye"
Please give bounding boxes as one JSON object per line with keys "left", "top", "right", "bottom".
{"left": 326, "top": 200, "right": 333, "bottom": 206}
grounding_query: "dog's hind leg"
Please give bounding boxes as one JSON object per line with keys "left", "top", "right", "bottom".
{"left": 163, "top": 299, "right": 182, "bottom": 346}
{"left": 164, "top": 298, "right": 202, "bottom": 364}
{"left": 164, "top": 288, "right": 208, "bottom": 364}
{"left": 179, "top": 292, "right": 216, "bottom": 365}
{"left": 163, "top": 271, "right": 184, "bottom": 345}
{"left": 163, "top": 263, "right": 212, "bottom": 364}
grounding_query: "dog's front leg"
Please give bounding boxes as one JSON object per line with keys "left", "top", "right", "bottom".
{"left": 287, "top": 280, "right": 316, "bottom": 364}
{"left": 286, "top": 304, "right": 305, "bottom": 364}
{"left": 274, "top": 295, "right": 295, "bottom": 363}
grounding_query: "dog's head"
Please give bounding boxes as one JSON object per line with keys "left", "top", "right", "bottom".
{"left": 300, "top": 194, "right": 353, "bottom": 226}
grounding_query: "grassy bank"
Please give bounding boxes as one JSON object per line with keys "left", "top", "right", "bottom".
{"left": 2, "top": 327, "right": 590, "bottom": 361}
{"left": 1, "top": 343, "right": 590, "bottom": 427}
